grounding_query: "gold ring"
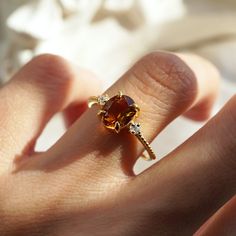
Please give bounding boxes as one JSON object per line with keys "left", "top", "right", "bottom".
{"left": 88, "top": 91, "right": 156, "bottom": 161}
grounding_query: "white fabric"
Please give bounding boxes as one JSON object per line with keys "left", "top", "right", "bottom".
{"left": 0, "top": 0, "right": 235, "bottom": 172}
{"left": 1, "top": 0, "right": 236, "bottom": 84}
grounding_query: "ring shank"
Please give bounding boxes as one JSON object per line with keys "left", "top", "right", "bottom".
{"left": 135, "top": 132, "right": 156, "bottom": 161}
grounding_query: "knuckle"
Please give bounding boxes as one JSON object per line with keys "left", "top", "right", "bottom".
{"left": 131, "top": 51, "right": 197, "bottom": 106}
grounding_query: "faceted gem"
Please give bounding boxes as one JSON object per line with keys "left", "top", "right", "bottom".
{"left": 129, "top": 122, "right": 141, "bottom": 135}
{"left": 97, "top": 94, "right": 109, "bottom": 106}
{"left": 101, "top": 95, "right": 138, "bottom": 131}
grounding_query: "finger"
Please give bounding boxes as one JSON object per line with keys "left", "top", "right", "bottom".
{"left": 40, "top": 52, "right": 219, "bottom": 177}
{"left": 65, "top": 54, "right": 218, "bottom": 126}
{"left": 63, "top": 102, "right": 88, "bottom": 127}
{"left": 0, "top": 54, "right": 100, "bottom": 172}
{"left": 133, "top": 95, "right": 236, "bottom": 235}
{"left": 196, "top": 196, "right": 236, "bottom": 236}
{"left": 62, "top": 68, "right": 100, "bottom": 127}
{"left": 179, "top": 54, "right": 220, "bottom": 121}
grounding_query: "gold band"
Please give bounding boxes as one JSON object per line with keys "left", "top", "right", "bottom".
{"left": 134, "top": 131, "right": 156, "bottom": 161}
{"left": 128, "top": 122, "right": 156, "bottom": 160}
{"left": 88, "top": 92, "right": 156, "bottom": 161}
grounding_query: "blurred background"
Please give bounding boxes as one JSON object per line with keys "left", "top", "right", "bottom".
{"left": 0, "top": 0, "right": 236, "bottom": 172}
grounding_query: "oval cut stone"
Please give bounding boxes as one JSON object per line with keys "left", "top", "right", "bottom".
{"left": 101, "top": 95, "right": 137, "bottom": 131}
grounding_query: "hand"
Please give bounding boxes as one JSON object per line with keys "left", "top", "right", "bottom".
{"left": 0, "top": 52, "right": 235, "bottom": 236}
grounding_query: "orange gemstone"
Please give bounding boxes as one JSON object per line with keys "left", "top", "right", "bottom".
{"left": 101, "top": 95, "right": 137, "bottom": 131}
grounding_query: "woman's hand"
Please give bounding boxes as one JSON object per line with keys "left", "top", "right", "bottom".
{"left": 0, "top": 52, "right": 235, "bottom": 236}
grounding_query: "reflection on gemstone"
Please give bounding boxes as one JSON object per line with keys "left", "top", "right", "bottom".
{"left": 101, "top": 94, "right": 138, "bottom": 131}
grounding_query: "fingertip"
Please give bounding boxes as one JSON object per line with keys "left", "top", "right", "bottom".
{"left": 177, "top": 53, "right": 221, "bottom": 99}
{"left": 183, "top": 98, "right": 216, "bottom": 122}
{"left": 176, "top": 53, "right": 221, "bottom": 122}
{"left": 183, "top": 107, "right": 211, "bottom": 122}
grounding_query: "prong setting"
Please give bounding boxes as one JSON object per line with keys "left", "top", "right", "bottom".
{"left": 132, "top": 103, "right": 140, "bottom": 111}
{"left": 88, "top": 96, "right": 99, "bottom": 108}
{"left": 132, "top": 103, "right": 140, "bottom": 116}
{"left": 118, "top": 91, "right": 123, "bottom": 98}
{"left": 97, "top": 94, "right": 109, "bottom": 106}
{"left": 114, "top": 121, "right": 121, "bottom": 133}
{"left": 97, "top": 110, "right": 106, "bottom": 116}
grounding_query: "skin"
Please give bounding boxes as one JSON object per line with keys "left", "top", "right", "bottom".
{"left": 0, "top": 51, "right": 235, "bottom": 236}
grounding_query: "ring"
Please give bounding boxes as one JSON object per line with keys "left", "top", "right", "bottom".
{"left": 88, "top": 91, "right": 156, "bottom": 161}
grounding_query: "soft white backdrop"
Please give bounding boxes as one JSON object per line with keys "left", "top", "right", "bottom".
{"left": 0, "top": 0, "right": 235, "bottom": 172}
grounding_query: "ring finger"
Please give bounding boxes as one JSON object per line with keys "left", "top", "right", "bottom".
{"left": 30, "top": 52, "right": 220, "bottom": 178}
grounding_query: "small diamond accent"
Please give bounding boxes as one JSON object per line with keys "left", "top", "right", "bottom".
{"left": 97, "top": 95, "right": 109, "bottom": 105}
{"left": 129, "top": 122, "right": 141, "bottom": 135}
